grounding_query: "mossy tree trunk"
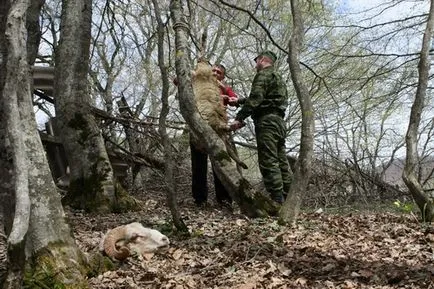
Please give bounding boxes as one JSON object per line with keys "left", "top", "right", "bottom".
{"left": 0, "top": 0, "right": 89, "bottom": 288}
{"left": 280, "top": 0, "right": 315, "bottom": 225}
{"left": 170, "top": 0, "right": 278, "bottom": 218}
{"left": 402, "top": 0, "right": 434, "bottom": 222}
{"left": 54, "top": 0, "right": 119, "bottom": 213}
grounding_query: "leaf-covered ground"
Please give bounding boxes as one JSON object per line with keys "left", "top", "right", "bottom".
{"left": 67, "top": 191, "right": 434, "bottom": 289}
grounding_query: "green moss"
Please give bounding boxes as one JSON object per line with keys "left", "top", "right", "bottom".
{"left": 68, "top": 113, "right": 91, "bottom": 145}
{"left": 112, "top": 181, "right": 140, "bottom": 213}
{"left": 85, "top": 253, "right": 117, "bottom": 278}
{"left": 23, "top": 242, "right": 89, "bottom": 289}
{"left": 63, "top": 161, "right": 112, "bottom": 213}
{"left": 215, "top": 149, "right": 232, "bottom": 163}
{"left": 237, "top": 178, "right": 279, "bottom": 218}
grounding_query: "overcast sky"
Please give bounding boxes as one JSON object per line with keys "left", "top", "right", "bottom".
{"left": 335, "top": 0, "right": 428, "bottom": 20}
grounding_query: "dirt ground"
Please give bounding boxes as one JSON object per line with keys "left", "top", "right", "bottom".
{"left": 67, "top": 190, "right": 434, "bottom": 289}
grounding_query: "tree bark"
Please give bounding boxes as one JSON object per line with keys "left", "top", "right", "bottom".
{"left": 402, "top": 0, "right": 434, "bottom": 222}
{"left": 26, "top": 0, "right": 45, "bottom": 64}
{"left": 54, "top": 0, "right": 119, "bottom": 213}
{"left": 0, "top": 0, "right": 89, "bottom": 287}
{"left": 0, "top": 1, "right": 11, "bottom": 284}
{"left": 153, "top": 0, "right": 188, "bottom": 232}
{"left": 1, "top": 1, "right": 30, "bottom": 286}
{"left": 0, "top": 0, "right": 13, "bottom": 241}
{"left": 170, "top": 0, "right": 278, "bottom": 218}
{"left": 280, "top": 0, "right": 315, "bottom": 224}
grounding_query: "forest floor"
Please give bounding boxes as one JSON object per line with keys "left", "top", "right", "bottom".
{"left": 67, "top": 190, "right": 434, "bottom": 289}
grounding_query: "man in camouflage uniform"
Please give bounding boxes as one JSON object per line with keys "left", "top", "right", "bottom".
{"left": 229, "top": 51, "right": 292, "bottom": 203}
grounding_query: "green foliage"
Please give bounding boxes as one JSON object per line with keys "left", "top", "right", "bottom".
{"left": 393, "top": 200, "right": 415, "bottom": 214}
{"left": 155, "top": 220, "right": 176, "bottom": 236}
{"left": 191, "top": 229, "right": 204, "bottom": 237}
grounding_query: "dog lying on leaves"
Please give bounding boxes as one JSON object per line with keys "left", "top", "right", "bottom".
{"left": 100, "top": 222, "right": 170, "bottom": 261}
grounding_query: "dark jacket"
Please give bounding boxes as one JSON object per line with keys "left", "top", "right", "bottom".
{"left": 235, "top": 66, "right": 287, "bottom": 121}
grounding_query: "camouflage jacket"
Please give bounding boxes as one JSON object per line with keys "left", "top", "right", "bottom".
{"left": 235, "top": 66, "right": 288, "bottom": 121}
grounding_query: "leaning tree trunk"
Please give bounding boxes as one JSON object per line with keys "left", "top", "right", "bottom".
{"left": 280, "top": 0, "right": 315, "bottom": 224}
{"left": 54, "top": 0, "right": 119, "bottom": 213}
{"left": 0, "top": 1, "right": 89, "bottom": 288}
{"left": 170, "top": 0, "right": 278, "bottom": 218}
{"left": 153, "top": 0, "right": 188, "bottom": 232}
{"left": 402, "top": 0, "right": 434, "bottom": 222}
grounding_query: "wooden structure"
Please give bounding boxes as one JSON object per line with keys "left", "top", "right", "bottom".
{"left": 32, "top": 66, "right": 129, "bottom": 184}
{"left": 33, "top": 66, "right": 55, "bottom": 96}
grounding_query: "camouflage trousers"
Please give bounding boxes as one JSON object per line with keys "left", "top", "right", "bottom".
{"left": 254, "top": 114, "right": 292, "bottom": 203}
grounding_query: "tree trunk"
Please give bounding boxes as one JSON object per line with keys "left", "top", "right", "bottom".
{"left": 0, "top": 0, "right": 13, "bottom": 238}
{"left": 280, "top": 0, "right": 315, "bottom": 224}
{"left": 153, "top": 0, "right": 188, "bottom": 232}
{"left": 26, "top": 0, "right": 45, "bottom": 64}
{"left": 117, "top": 96, "right": 150, "bottom": 190}
{"left": 402, "top": 0, "right": 434, "bottom": 222}
{"left": 54, "top": 0, "right": 119, "bottom": 213}
{"left": 0, "top": 1, "right": 89, "bottom": 288}
{"left": 170, "top": 0, "right": 278, "bottom": 218}
{"left": 1, "top": 1, "right": 30, "bottom": 286}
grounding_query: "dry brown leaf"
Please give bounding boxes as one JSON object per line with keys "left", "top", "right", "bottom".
{"left": 142, "top": 252, "right": 154, "bottom": 260}
{"left": 69, "top": 197, "right": 434, "bottom": 289}
{"left": 236, "top": 282, "right": 256, "bottom": 289}
{"left": 277, "top": 263, "right": 291, "bottom": 277}
{"left": 172, "top": 249, "right": 183, "bottom": 260}
{"left": 236, "top": 219, "right": 247, "bottom": 227}
{"left": 295, "top": 277, "right": 307, "bottom": 285}
{"left": 200, "top": 258, "right": 212, "bottom": 266}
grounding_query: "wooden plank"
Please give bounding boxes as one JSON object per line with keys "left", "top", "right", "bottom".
{"left": 32, "top": 66, "right": 54, "bottom": 96}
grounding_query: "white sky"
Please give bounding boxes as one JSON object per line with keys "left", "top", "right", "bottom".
{"left": 336, "top": 0, "right": 428, "bottom": 20}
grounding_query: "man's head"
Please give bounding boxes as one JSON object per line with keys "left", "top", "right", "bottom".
{"left": 212, "top": 64, "right": 226, "bottom": 81}
{"left": 254, "top": 50, "right": 277, "bottom": 71}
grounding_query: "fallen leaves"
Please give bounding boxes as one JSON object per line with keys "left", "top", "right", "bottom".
{"left": 68, "top": 194, "right": 434, "bottom": 289}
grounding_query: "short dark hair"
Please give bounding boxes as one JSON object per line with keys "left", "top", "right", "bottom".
{"left": 214, "top": 63, "right": 226, "bottom": 74}
{"left": 254, "top": 51, "right": 277, "bottom": 63}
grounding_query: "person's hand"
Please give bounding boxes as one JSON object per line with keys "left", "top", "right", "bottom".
{"left": 229, "top": 120, "right": 245, "bottom": 131}
{"left": 216, "top": 80, "right": 225, "bottom": 89}
{"left": 227, "top": 98, "right": 238, "bottom": 106}
{"left": 222, "top": 95, "right": 229, "bottom": 105}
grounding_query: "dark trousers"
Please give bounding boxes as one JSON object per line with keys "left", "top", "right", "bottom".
{"left": 190, "top": 141, "right": 232, "bottom": 204}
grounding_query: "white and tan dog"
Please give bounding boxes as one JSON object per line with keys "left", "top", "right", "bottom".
{"left": 100, "top": 222, "right": 170, "bottom": 261}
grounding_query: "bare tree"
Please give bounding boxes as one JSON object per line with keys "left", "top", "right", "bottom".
{"left": 0, "top": 0, "right": 88, "bottom": 287}
{"left": 152, "top": 0, "right": 188, "bottom": 232}
{"left": 402, "top": 0, "right": 434, "bottom": 222}
{"left": 280, "top": 0, "right": 315, "bottom": 224}
{"left": 54, "top": 0, "right": 129, "bottom": 212}
{"left": 170, "top": 0, "right": 279, "bottom": 217}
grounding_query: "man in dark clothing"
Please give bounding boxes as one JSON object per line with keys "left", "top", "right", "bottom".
{"left": 191, "top": 64, "right": 238, "bottom": 207}
{"left": 229, "top": 51, "right": 292, "bottom": 204}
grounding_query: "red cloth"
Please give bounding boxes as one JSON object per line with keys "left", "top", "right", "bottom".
{"left": 221, "top": 85, "right": 238, "bottom": 106}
